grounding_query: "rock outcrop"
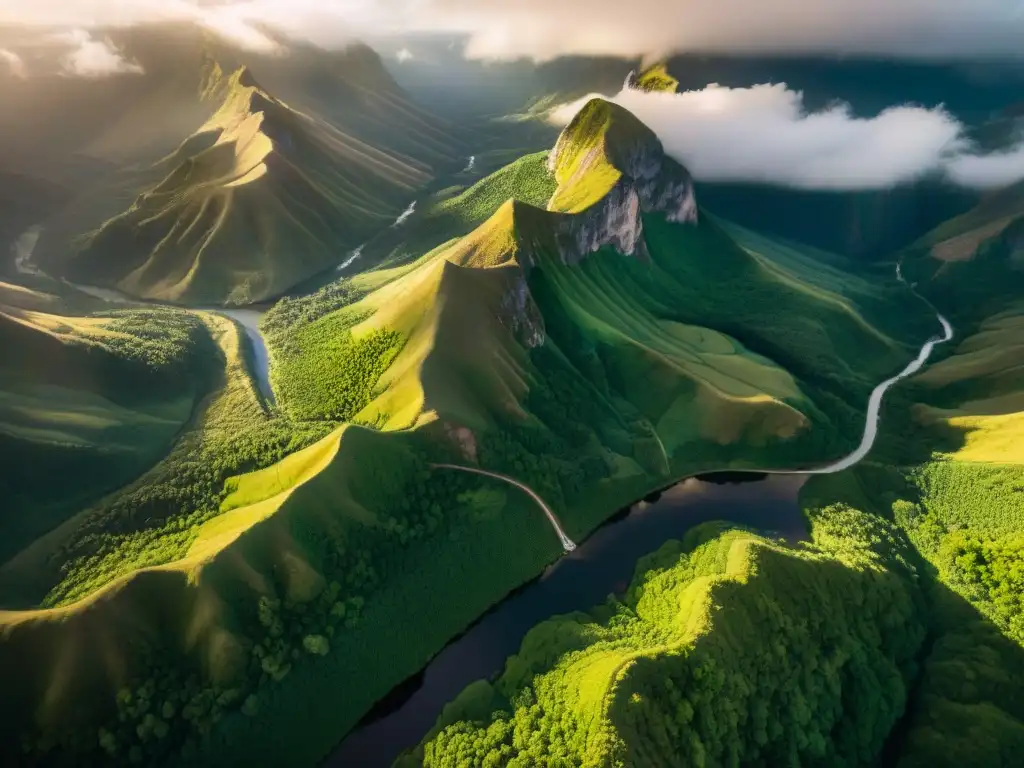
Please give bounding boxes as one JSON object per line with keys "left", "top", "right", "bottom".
{"left": 547, "top": 97, "right": 698, "bottom": 265}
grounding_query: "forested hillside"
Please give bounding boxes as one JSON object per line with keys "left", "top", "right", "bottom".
{"left": 408, "top": 507, "right": 927, "bottom": 766}
{"left": 788, "top": 183, "right": 1024, "bottom": 765}
{"left": 0, "top": 302, "right": 213, "bottom": 564}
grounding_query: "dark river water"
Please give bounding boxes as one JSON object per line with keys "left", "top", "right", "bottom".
{"left": 327, "top": 472, "right": 809, "bottom": 767}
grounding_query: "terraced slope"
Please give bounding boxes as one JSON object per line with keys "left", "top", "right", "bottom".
{"left": 41, "top": 67, "right": 436, "bottom": 306}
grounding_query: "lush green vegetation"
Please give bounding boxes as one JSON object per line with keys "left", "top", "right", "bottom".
{"left": 547, "top": 98, "right": 661, "bottom": 213}
{"left": 360, "top": 150, "right": 556, "bottom": 269}
{"left": 268, "top": 308, "right": 404, "bottom": 423}
{"left": 0, "top": 313, "right": 333, "bottom": 608}
{"left": 0, "top": 307, "right": 213, "bottom": 562}
{"left": 407, "top": 505, "right": 926, "bottom": 767}
{"left": 631, "top": 63, "right": 679, "bottom": 93}
{"left": 802, "top": 461, "right": 1024, "bottom": 767}
{"left": 396, "top": 168, "right": 1024, "bottom": 768}
{"left": 261, "top": 279, "right": 362, "bottom": 337}
{"left": 5, "top": 426, "right": 577, "bottom": 767}
{"left": 0, "top": 97, "right": 965, "bottom": 768}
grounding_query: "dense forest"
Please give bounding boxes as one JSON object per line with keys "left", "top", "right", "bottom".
{"left": 406, "top": 505, "right": 927, "bottom": 766}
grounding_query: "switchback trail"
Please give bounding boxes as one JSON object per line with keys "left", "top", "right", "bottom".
{"left": 430, "top": 463, "right": 576, "bottom": 552}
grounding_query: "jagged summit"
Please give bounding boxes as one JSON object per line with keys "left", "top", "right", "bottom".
{"left": 232, "top": 65, "right": 261, "bottom": 91}
{"left": 59, "top": 63, "right": 433, "bottom": 305}
{"left": 544, "top": 98, "right": 697, "bottom": 259}
{"left": 548, "top": 98, "right": 664, "bottom": 213}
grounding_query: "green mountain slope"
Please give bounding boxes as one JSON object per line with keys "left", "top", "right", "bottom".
{"left": 409, "top": 168, "right": 1024, "bottom": 767}
{"left": 45, "top": 68, "right": 434, "bottom": 305}
{"left": 409, "top": 508, "right": 925, "bottom": 767}
{"left": 0, "top": 98, "right": 937, "bottom": 767}
{"left": 0, "top": 302, "right": 211, "bottom": 562}
{"left": 791, "top": 181, "right": 1024, "bottom": 767}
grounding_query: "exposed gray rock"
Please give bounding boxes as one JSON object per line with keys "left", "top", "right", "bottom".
{"left": 499, "top": 272, "right": 546, "bottom": 348}
{"left": 552, "top": 149, "right": 698, "bottom": 266}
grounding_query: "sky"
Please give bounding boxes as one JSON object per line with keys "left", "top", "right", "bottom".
{"left": 550, "top": 85, "right": 1024, "bottom": 190}
{"left": 2, "top": 1, "right": 1023, "bottom": 189}
{"left": 2, "top": 0, "right": 1024, "bottom": 61}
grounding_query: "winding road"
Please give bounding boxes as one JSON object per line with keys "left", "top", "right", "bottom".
{"left": 805, "top": 312, "right": 953, "bottom": 475}
{"left": 430, "top": 271, "right": 954, "bottom": 552}
{"left": 430, "top": 463, "right": 577, "bottom": 552}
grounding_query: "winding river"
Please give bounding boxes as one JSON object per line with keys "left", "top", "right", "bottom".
{"left": 8, "top": 225, "right": 277, "bottom": 405}
{"left": 329, "top": 305, "right": 954, "bottom": 767}
{"left": 218, "top": 309, "right": 276, "bottom": 405}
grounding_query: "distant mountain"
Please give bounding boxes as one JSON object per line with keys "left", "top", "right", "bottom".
{"left": 243, "top": 42, "right": 468, "bottom": 169}
{"left": 0, "top": 24, "right": 468, "bottom": 172}
{"left": 903, "top": 178, "right": 1024, "bottom": 322}
{"left": 379, "top": 36, "right": 636, "bottom": 120}
{"left": 6, "top": 25, "right": 480, "bottom": 305}
{"left": 40, "top": 67, "right": 437, "bottom": 305}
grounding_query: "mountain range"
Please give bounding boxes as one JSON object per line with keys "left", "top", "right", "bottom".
{"left": 0, "top": 27, "right": 1023, "bottom": 768}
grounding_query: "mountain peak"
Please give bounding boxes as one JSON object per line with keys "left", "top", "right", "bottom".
{"left": 232, "top": 65, "right": 261, "bottom": 91}
{"left": 555, "top": 98, "right": 663, "bottom": 169}
{"left": 547, "top": 98, "right": 668, "bottom": 213}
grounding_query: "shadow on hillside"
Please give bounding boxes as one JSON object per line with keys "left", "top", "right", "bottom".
{"left": 884, "top": 576, "right": 1024, "bottom": 766}
{"left": 870, "top": 389, "right": 973, "bottom": 466}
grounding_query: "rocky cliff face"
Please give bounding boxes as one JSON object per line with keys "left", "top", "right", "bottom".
{"left": 547, "top": 115, "right": 698, "bottom": 266}
{"left": 499, "top": 272, "right": 546, "bottom": 348}
{"left": 496, "top": 98, "right": 702, "bottom": 347}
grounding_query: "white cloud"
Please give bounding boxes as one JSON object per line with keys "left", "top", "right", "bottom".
{"left": 0, "top": 48, "right": 26, "bottom": 78}
{"left": 946, "top": 148, "right": 1024, "bottom": 189}
{"left": 396, "top": 47, "right": 414, "bottom": 63}
{"left": 550, "top": 85, "right": 1024, "bottom": 191}
{"left": 57, "top": 30, "right": 144, "bottom": 77}
{"left": 2, "top": 1, "right": 1024, "bottom": 61}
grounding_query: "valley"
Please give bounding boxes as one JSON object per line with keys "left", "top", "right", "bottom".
{"left": 1, "top": 19, "right": 1022, "bottom": 768}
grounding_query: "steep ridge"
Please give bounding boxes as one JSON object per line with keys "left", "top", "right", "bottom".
{"left": 0, "top": 25, "right": 465, "bottom": 173}
{"left": 48, "top": 67, "right": 432, "bottom": 306}
{"left": 407, "top": 512, "right": 925, "bottom": 767}
{"left": 247, "top": 42, "right": 467, "bottom": 170}
{"left": 346, "top": 99, "right": 923, "bottom": 450}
